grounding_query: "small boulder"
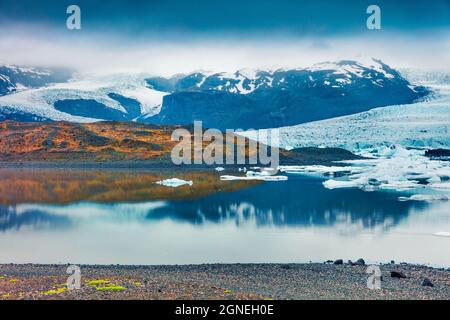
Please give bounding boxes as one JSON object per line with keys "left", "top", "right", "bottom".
{"left": 391, "top": 271, "right": 407, "bottom": 278}
{"left": 355, "top": 258, "right": 365, "bottom": 266}
{"left": 334, "top": 259, "right": 344, "bottom": 265}
{"left": 422, "top": 278, "right": 434, "bottom": 287}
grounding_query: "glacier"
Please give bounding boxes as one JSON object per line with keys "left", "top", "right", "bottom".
{"left": 243, "top": 70, "right": 450, "bottom": 199}
{"left": 244, "top": 72, "right": 450, "bottom": 151}
{"left": 0, "top": 73, "right": 168, "bottom": 122}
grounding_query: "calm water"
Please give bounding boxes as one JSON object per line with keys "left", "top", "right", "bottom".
{"left": 0, "top": 170, "right": 449, "bottom": 267}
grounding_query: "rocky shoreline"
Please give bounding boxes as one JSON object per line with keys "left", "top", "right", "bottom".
{"left": 0, "top": 262, "right": 449, "bottom": 300}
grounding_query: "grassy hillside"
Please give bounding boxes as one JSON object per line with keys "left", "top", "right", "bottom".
{"left": 0, "top": 121, "right": 361, "bottom": 164}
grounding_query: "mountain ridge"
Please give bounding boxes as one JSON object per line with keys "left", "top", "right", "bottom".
{"left": 0, "top": 59, "right": 430, "bottom": 129}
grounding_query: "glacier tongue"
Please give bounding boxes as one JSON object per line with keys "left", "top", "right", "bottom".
{"left": 243, "top": 72, "right": 450, "bottom": 151}
{"left": 0, "top": 73, "right": 168, "bottom": 122}
{"left": 258, "top": 70, "right": 450, "bottom": 200}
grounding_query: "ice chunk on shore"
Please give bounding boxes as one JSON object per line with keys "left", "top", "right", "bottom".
{"left": 155, "top": 178, "right": 193, "bottom": 187}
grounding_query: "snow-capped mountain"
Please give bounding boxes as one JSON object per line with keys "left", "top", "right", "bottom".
{"left": 147, "top": 59, "right": 429, "bottom": 129}
{"left": 146, "top": 58, "right": 415, "bottom": 95}
{"left": 0, "top": 65, "right": 71, "bottom": 96}
{"left": 242, "top": 70, "right": 450, "bottom": 151}
{"left": 0, "top": 59, "right": 429, "bottom": 126}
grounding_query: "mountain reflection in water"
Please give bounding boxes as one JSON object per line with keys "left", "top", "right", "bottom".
{"left": 0, "top": 173, "right": 427, "bottom": 232}
{"left": 2, "top": 169, "right": 449, "bottom": 266}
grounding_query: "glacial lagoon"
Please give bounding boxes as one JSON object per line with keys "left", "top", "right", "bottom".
{"left": 0, "top": 169, "right": 449, "bottom": 267}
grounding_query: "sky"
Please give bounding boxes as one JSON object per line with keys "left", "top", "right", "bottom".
{"left": 0, "top": 0, "right": 449, "bottom": 75}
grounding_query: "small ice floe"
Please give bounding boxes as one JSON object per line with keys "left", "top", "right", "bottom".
{"left": 433, "top": 232, "right": 450, "bottom": 237}
{"left": 220, "top": 175, "right": 288, "bottom": 181}
{"left": 221, "top": 170, "right": 287, "bottom": 181}
{"left": 155, "top": 178, "right": 193, "bottom": 187}
{"left": 323, "top": 179, "right": 361, "bottom": 189}
{"left": 278, "top": 165, "right": 356, "bottom": 176}
{"left": 215, "top": 167, "right": 225, "bottom": 172}
{"left": 247, "top": 168, "right": 279, "bottom": 176}
{"left": 398, "top": 194, "right": 449, "bottom": 202}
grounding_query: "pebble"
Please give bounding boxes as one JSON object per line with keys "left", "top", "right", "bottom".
{"left": 391, "top": 271, "right": 407, "bottom": 278}
{"left": 355, "top": 258, "right": 365, "bottom": 266}
{"left": 422, "top": 278, "right": 434, "bottom": 287}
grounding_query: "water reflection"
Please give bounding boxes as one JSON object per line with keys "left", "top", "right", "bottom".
{"left": 147, "top": 176, "right": 428, "bottom": 230}
{"left": 0, "top": 175, "right": 428, "bottom": 232}
{"left": 0, "top": 170, "right": 449, "bottom": 266}
{"left": 0, "top": 205, "right": 71, "bottom": 231}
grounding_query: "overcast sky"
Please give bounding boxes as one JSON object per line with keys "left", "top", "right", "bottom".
{"left": 0, "top": 0, "right": 449, "bottom": 75}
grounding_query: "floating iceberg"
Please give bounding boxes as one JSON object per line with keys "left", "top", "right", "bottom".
{"left": 220, "top": 175, "right": 288, "bottom": 181}
{"left": 155, "top": 178, "right": 193, "bottom": 187}
{"left": 220, "top": 170, "right": 288, "bottom": 182}
{"left": 278, "top": 146, "right": 450, "bottom": 198}
{"left": 279, "top": 165, "right": 358, "bottom": 176}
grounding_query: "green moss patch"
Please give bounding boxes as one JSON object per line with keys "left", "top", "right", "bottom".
{"left": 86, "top": 279, "right": 110, "bottom": 286}
{"left": 42, "top": 287, "right": 67, "bottom": 295}
{"left": 95, "top": 284, "right": 126, "bottom": 291}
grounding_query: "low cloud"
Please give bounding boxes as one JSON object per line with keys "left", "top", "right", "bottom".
{"left": 0, "top": 24, "right": 449, "bottom": 76}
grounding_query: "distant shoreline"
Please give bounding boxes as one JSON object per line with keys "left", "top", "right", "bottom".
{"left": 1, "top": 262, "right": 449, "bottom": 300}
{"left": 0, "top": 160, "right": 213, "bottom": 170}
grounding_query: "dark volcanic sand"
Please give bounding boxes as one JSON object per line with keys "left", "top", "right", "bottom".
{"left": 0, "top": 263, "right": 449, "bottom": 300}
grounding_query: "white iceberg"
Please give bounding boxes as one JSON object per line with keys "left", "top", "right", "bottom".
{"left": 220, "top": 174, "right": 288, "bottom": 182}
{"left": 278, "top": 165, "right": 358, "bottom": 176}
{"left": 278, "top": 146, "right": 450, "bottom": 199}
{"left": 155, "top": 178, "right": 193, "bottom": 187}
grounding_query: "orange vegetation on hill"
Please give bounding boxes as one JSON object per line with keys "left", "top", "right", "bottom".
{"left": 0, "top": 121, "right": 265, "bottom": 162}
{"left": 0, "top": 169, "right": 258, "bottom": 204}
{"left": 0, "top": 121, "right": 360, "bottom": 164}
{"left": 0, "top": 121, "right": 182, "bottom": 161}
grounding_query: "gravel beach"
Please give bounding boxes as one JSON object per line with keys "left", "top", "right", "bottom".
{"left": 0, "top": 263, "right": 449, "bottom": 300}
